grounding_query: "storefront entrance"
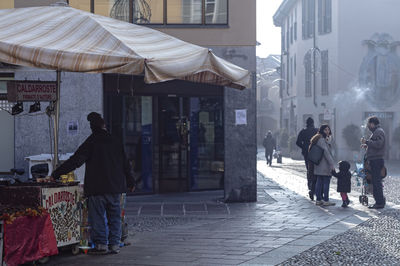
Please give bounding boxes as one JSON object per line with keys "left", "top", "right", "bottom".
{"left": 103, "top": 75, "right": 225, "bottom": 194}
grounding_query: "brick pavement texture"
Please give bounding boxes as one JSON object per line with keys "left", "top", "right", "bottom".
{"left": 46, "top": 155, "right": 389, "bottom": 266}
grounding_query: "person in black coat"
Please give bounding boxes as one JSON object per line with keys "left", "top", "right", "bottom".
{"left": 263, "top": 131, "right": 276, "bottom": 166}
{"left": 296, "top": 117, "right": 318, "bottom": 200}
{"left": 332, "top": 161, "right": 352, "bottom": 207}
{"left": 52, "top": 112, "right": 135, "bottom": 254}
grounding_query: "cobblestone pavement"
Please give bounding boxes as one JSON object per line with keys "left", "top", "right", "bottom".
{"left": 259, "top": 153, "right": 400, "bottom": 265}
{"left": 47, "top": 153, "right": 390, "bottom": 266}
{"left": 279, "top": 208, "right": 400, "bottom": 265}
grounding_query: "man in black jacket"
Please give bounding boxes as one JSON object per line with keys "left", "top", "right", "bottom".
{"left": 263, "top": 131, "right": 276, "bottom": 166}
{"left": 52, "top": 112, "right": 135, "bottom": 255}
{"left": 296, "top": 117, "right": 318, "bottom": 200}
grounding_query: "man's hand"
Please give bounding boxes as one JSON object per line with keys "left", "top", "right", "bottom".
{"left": 361, "top": 137, "right": 367, "bottom": 144}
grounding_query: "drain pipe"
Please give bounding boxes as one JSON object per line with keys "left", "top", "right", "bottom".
{"left": 313, "top": 0, "right": 318, "bottom": 107}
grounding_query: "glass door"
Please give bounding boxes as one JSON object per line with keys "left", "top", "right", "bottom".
{"left": 158, "top": 96, "right": 189, "bottom": 193}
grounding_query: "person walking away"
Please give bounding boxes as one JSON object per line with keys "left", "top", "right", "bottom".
{"left": 332, "top": 161, "right": 352, "bottom": 207}
{"left": 263, "top": 131, "right": 276, "bottom": 166}
{"left": 310, "top": 124, "right": 336, "bottom": 206}
{"left": 51, "top": 112, "right": 135, "bottom": 254}
{"left": 361, "top": 116, "right": 386, "bottom": 209}
{"left": 296, "top": 117, "right": 318, "bottom": 200}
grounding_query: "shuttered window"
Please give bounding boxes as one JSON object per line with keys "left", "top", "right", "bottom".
{"left": 302, "top": 0, "right": 315, "bottom": 39}
{"left": 304, "top": 52, "right": 312, "bottom": 97}
{"left": 318, "top": 0, "right": 332, "bottom": 34}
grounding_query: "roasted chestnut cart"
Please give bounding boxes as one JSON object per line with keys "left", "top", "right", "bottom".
{"left": 0, "top": 182, "right": 81, "bottom": 265}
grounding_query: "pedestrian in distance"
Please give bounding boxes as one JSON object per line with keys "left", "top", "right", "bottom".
{"left": 332, "top": 161, "right": 352, "bottom": 208}
{"left": 296, "top": 117, "right": 318, "bottom": 200}
{"left": 361, "top": 116, "right": 386, "bottom": 209}
{"left": 51, "top": 112, "right": 135, "bottom": 255}
{"left": 310, "top": 124, "right": 336, "bottom": 206}
{"left": 263, "top": 131, "right": 276, "bottom": 166}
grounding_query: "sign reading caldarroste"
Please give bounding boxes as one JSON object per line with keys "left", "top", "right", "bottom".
{"left": 7, "top": 81, "right": 57, "bottom": 102}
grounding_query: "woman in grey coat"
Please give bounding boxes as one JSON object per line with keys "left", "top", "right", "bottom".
{"left": 310, "top": 124, "right": 336, "bottom": 206}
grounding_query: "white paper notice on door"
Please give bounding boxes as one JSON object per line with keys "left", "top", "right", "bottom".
{"left": 235, "top": 109, "right": 247, "bottom": 125}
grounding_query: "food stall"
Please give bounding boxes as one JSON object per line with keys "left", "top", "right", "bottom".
{"left": 0, "top": 173, "right": 81, "bottom": 265}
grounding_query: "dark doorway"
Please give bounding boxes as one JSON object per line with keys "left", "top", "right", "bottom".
{"left": 158, "top": 96, "right": 190, "bottom": 193}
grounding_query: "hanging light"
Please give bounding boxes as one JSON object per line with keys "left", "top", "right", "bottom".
{"left": 11, "top": 102, "right": 23, "bottom": 115}
{"left": 29, "top": 101, "right": 41, "bottom": 113}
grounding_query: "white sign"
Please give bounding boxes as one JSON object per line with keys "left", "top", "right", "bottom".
{"left": 235, "top": 109, "right": 247, "bottom": 125}
{"left": 323, "top": 108, "right": 333, "bottom": 120}
{"left": 67, "top": 121, "right": 79, "bottom": 136}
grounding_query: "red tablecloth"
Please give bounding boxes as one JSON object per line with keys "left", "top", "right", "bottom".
{"left": 3, "top": 214, "right": 58, "bottom": 266}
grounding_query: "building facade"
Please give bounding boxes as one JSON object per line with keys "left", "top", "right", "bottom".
{"left": 0, "top": 0, "right": 257, "bottom": 202}
{"left": 274, "top": 0, "right": 400, "bottom": 160}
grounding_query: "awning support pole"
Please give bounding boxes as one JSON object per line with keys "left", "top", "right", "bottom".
{"left": 53, "top": 70, "right": 61, "bottom": 169}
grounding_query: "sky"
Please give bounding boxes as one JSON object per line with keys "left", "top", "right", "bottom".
{"left": 256, "top": 0, "right": 283, "bottom": 58}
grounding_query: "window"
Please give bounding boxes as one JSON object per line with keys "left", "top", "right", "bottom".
{"left": 294, "top": 55, "right": 297, "bottom": 76}
{"left": 294, "top": 7, "right": 297, "bottom": 40}
{"left": 318, "top": 0, "right": 331, "bottom": 34}
{"left": 286, "top": 25, "right": 290, "bottom": 51}
{"left": 0, "top": 0, "right": 13, "bottom": 9}
{"left": 96, "top": 0, "right": 128, "bottom": 21}
{"left": 168, "top": 0, "right": 202, "bottom": 24}
{"left": 134, "top": 0, "right": 163, "bottom": 24}
{"left": 302, "top": 0, "right": 315, "bottom": 39}
{"left": 321, "top": 50, "right": 329, "bottom": 95}
{"left": 290, "top": 14, "right": 293, "bottom": 44}
{"left": 290, "top": 57, "right": 293, "bottom": 87}
{"left": 68, "top": 0, "right": 91, "bottom": 12}
{"left": 281, "top": 63, "right": 286, "bottom": 92}
{"left": 205, "top": 0, "right": 227, "bottom": 24}
{"left": 281, "top": 27, "right": 286, "bottom": 52}
{"left": 304, "top": 52, "right": 312, "bottom": 97}
{"left": 69, "top": 0, "right": 227, "bottom": 25}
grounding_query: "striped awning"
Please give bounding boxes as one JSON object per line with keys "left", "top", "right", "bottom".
{"left": 0, "top": 6, "right": 250, "bottom": 89}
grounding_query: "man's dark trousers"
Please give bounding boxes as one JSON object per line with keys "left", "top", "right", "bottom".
{"left": 306, "top": 158, "right": 316, "bottom": 196}
{"left": 265, "top": 150, "right": 273, "bottom": 165}
{"left": 370, "top": 159, "right": 385, "bottom": 206}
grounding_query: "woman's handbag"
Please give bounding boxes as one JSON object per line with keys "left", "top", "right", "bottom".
{"left": 308, "top": 144, "right": 324, "bottom": 165}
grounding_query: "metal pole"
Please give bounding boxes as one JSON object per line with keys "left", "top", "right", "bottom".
{"left": 53, "top": 70, "right": 61, "bottom": 169}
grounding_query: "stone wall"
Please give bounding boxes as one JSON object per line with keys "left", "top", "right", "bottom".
{"left": 209, "top": 46, "right": 257, "bottom": 202}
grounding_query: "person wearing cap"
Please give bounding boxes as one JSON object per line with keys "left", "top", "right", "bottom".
{"left": 296, "top": 117, "right": 318, "bottom": 200}
{"left": 51, "top": 112, "right": 135, "bottom": 255}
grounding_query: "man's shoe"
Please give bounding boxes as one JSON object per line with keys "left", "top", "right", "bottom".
{"left": 323, "top": 201, "right": 336, "bottom": 206}
{"left": 315, "top": 200, "right": 323, "bottom": 206}
{"left": 308, "top": 191, "right": 314, "bottom": 201}
{"left": 88, "top": 244, "right": 108, "bottom": 255}
{"left": 109, "top": 245, "right": 120, "bottom": 254}
{"left": 368, "top": 204, "right": 384, "bottom": 209}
